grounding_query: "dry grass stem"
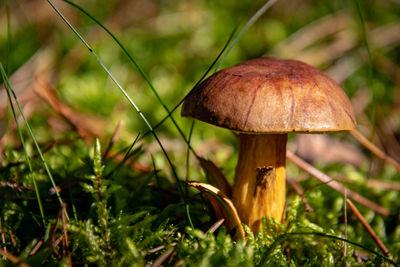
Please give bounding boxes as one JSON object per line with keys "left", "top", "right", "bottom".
{"left": 29, "top": 240, "right": 43, "bottom": 256}
{"left": 187, "top": 182, "right": 245, "bottom": 239}
{"left": 147, "top": 243, "right": 177, "bottom": 255}
{"left": 286, "top": 151, "right": 390, "bottom": 216}
{"left": 197, "top": 156, "right": 232, "bottom": 197}
{"left": 350, "top": 129, "right": 400, "bottom": 172}
{"left": 152, "top": 247, "right": 175, "bottom": 267}
{"left": 346, "top": 199, "right": 391, "bottom": 257}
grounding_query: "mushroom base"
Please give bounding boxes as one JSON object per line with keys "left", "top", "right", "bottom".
{"left": 232, "top": 133, "right": 287, "bottom": 233}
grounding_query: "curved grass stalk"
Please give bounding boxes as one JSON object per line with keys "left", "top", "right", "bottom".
{"left": 60, "top": 0, "right": 236, "bottom": 159}
{"left": 215, "top": 0, "right": 277, "bottom": 71}
{"left": 47, "top": 0, "right": 278, "bottom": 229}
{"left": 61, "top": 0, "right": 192, "bottom": 151}
{"left": 148, "top": 26, "right": 238, "bottom": 137}
{"left": 46, "top": 0, "right": 193, "bottom": 226}
{"left": 151, "top": 0, "right": 277, "bottom": 133}
{"left": 187, "top": 182, "right": 245, "bottom": 240}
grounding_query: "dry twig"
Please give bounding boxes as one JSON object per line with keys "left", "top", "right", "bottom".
{"left": 0, "top": 249, "right": 31, "bottom": 267}
{"left": 346, "top": 199, "right": 391, "bottom": 257}
{"left": 152, "top": 247, "right": 175, "bottom": 267}
{"left": 287, "top": 151, "right": 390, "bottom": 216}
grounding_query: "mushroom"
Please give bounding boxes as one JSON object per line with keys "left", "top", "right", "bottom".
{"left": 182, "top": 57, "right": 356, "bottom": 233}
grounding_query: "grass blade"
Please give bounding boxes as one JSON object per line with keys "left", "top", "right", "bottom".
{"left": 1, "top": 63, "right": 67, "bottom": 221}
{"left": 1, "top": 63, "right": 45, "bottom": 225}
{"left": 104, "top": 132, "right": 141, "bottom": 179}
{"left": 149, "top": 26, "right": 238, "bottom": 136}
{"left": 61, "top": 0, "right": 191, "bottom": 152}
{"left": 216, "top": 0, "right": 278, "bottom": 71}
{"left": 150, "top": 0, "right": 277, "bottom": 133}
{"left": 46, "top": 0, "right": 194, "bottom": 226}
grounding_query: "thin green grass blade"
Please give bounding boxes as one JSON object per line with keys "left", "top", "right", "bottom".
{"left": 104, "top": 132, "right": 141, "bottom": 179}
{"left": 215, "top": 0, "right": 277, "bottom": 71}
{"left": 46, "top": 0, "right": 194, "bottom": 225}
{"left": 262, "top": 232, "right": 398, "bottom": 266}
{"left": 149, "top": 26, "right": 238, "bottom": 136}
{"left": 1, "top": 63, "right": 67, "bottom": 220}
{"left": 61, "top": 0, "right": 165, "bottom": 111}
{"left": 0, "top": 63, "right": 46, "bottom": 226}
{"left": 354, "top": 0, "right": 375, "bottom": 139}
{"left": 68, "top": 189, "right": 78, "bottom": 221}
{"left": 151, "top": 155, "right": 161, "bottom": 188}
{"left": 47, "top": 0, "right": 277, "bottom": 230}
{"left": 185, "top": 120, "right": 195, "bottom": 196}
{"left": 151, "top": 0, "right": 277, "bottom": 133}
{"left": 61, "top": 0, "right": 192, "bottom": 152}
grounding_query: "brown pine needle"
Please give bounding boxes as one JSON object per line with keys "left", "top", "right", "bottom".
{"left": 286, "top": 177, "right": 313, "bottom": 212}
{"left": 346, "top": 199, "right": 391, "bottom": 257}
{"left": 147, "top": 243, "right": 177, "bottom": 255}
{"left": 152, "top": 247, "right": 175, "bottom": 267}
{"left": 286, "top": 151, "right": 390, "bottom": 216}
{"left": 0, "top": 249, "right": 31, "bottom": 267}
{"left": 29, "top": 240, "right": 43, "bottom": 256}
{"left": 350, "top": 129, "right": 400, "bottom": 172}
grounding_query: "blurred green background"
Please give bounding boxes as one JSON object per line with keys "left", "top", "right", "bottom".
{"left": 1, "top": 0, "right": 400, "bottom": 265}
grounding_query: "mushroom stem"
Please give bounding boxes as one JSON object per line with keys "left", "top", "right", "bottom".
{"left": 232, "top": 133, "right": 287, "bottom": 232}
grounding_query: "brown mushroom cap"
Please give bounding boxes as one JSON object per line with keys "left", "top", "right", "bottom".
{"left": 182, "top": 57, "right": 356, "bottom": 133}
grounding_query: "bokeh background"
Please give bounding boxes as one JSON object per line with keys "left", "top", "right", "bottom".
{"left": 1, "top": 0, "right": 400, "bottom": 265}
